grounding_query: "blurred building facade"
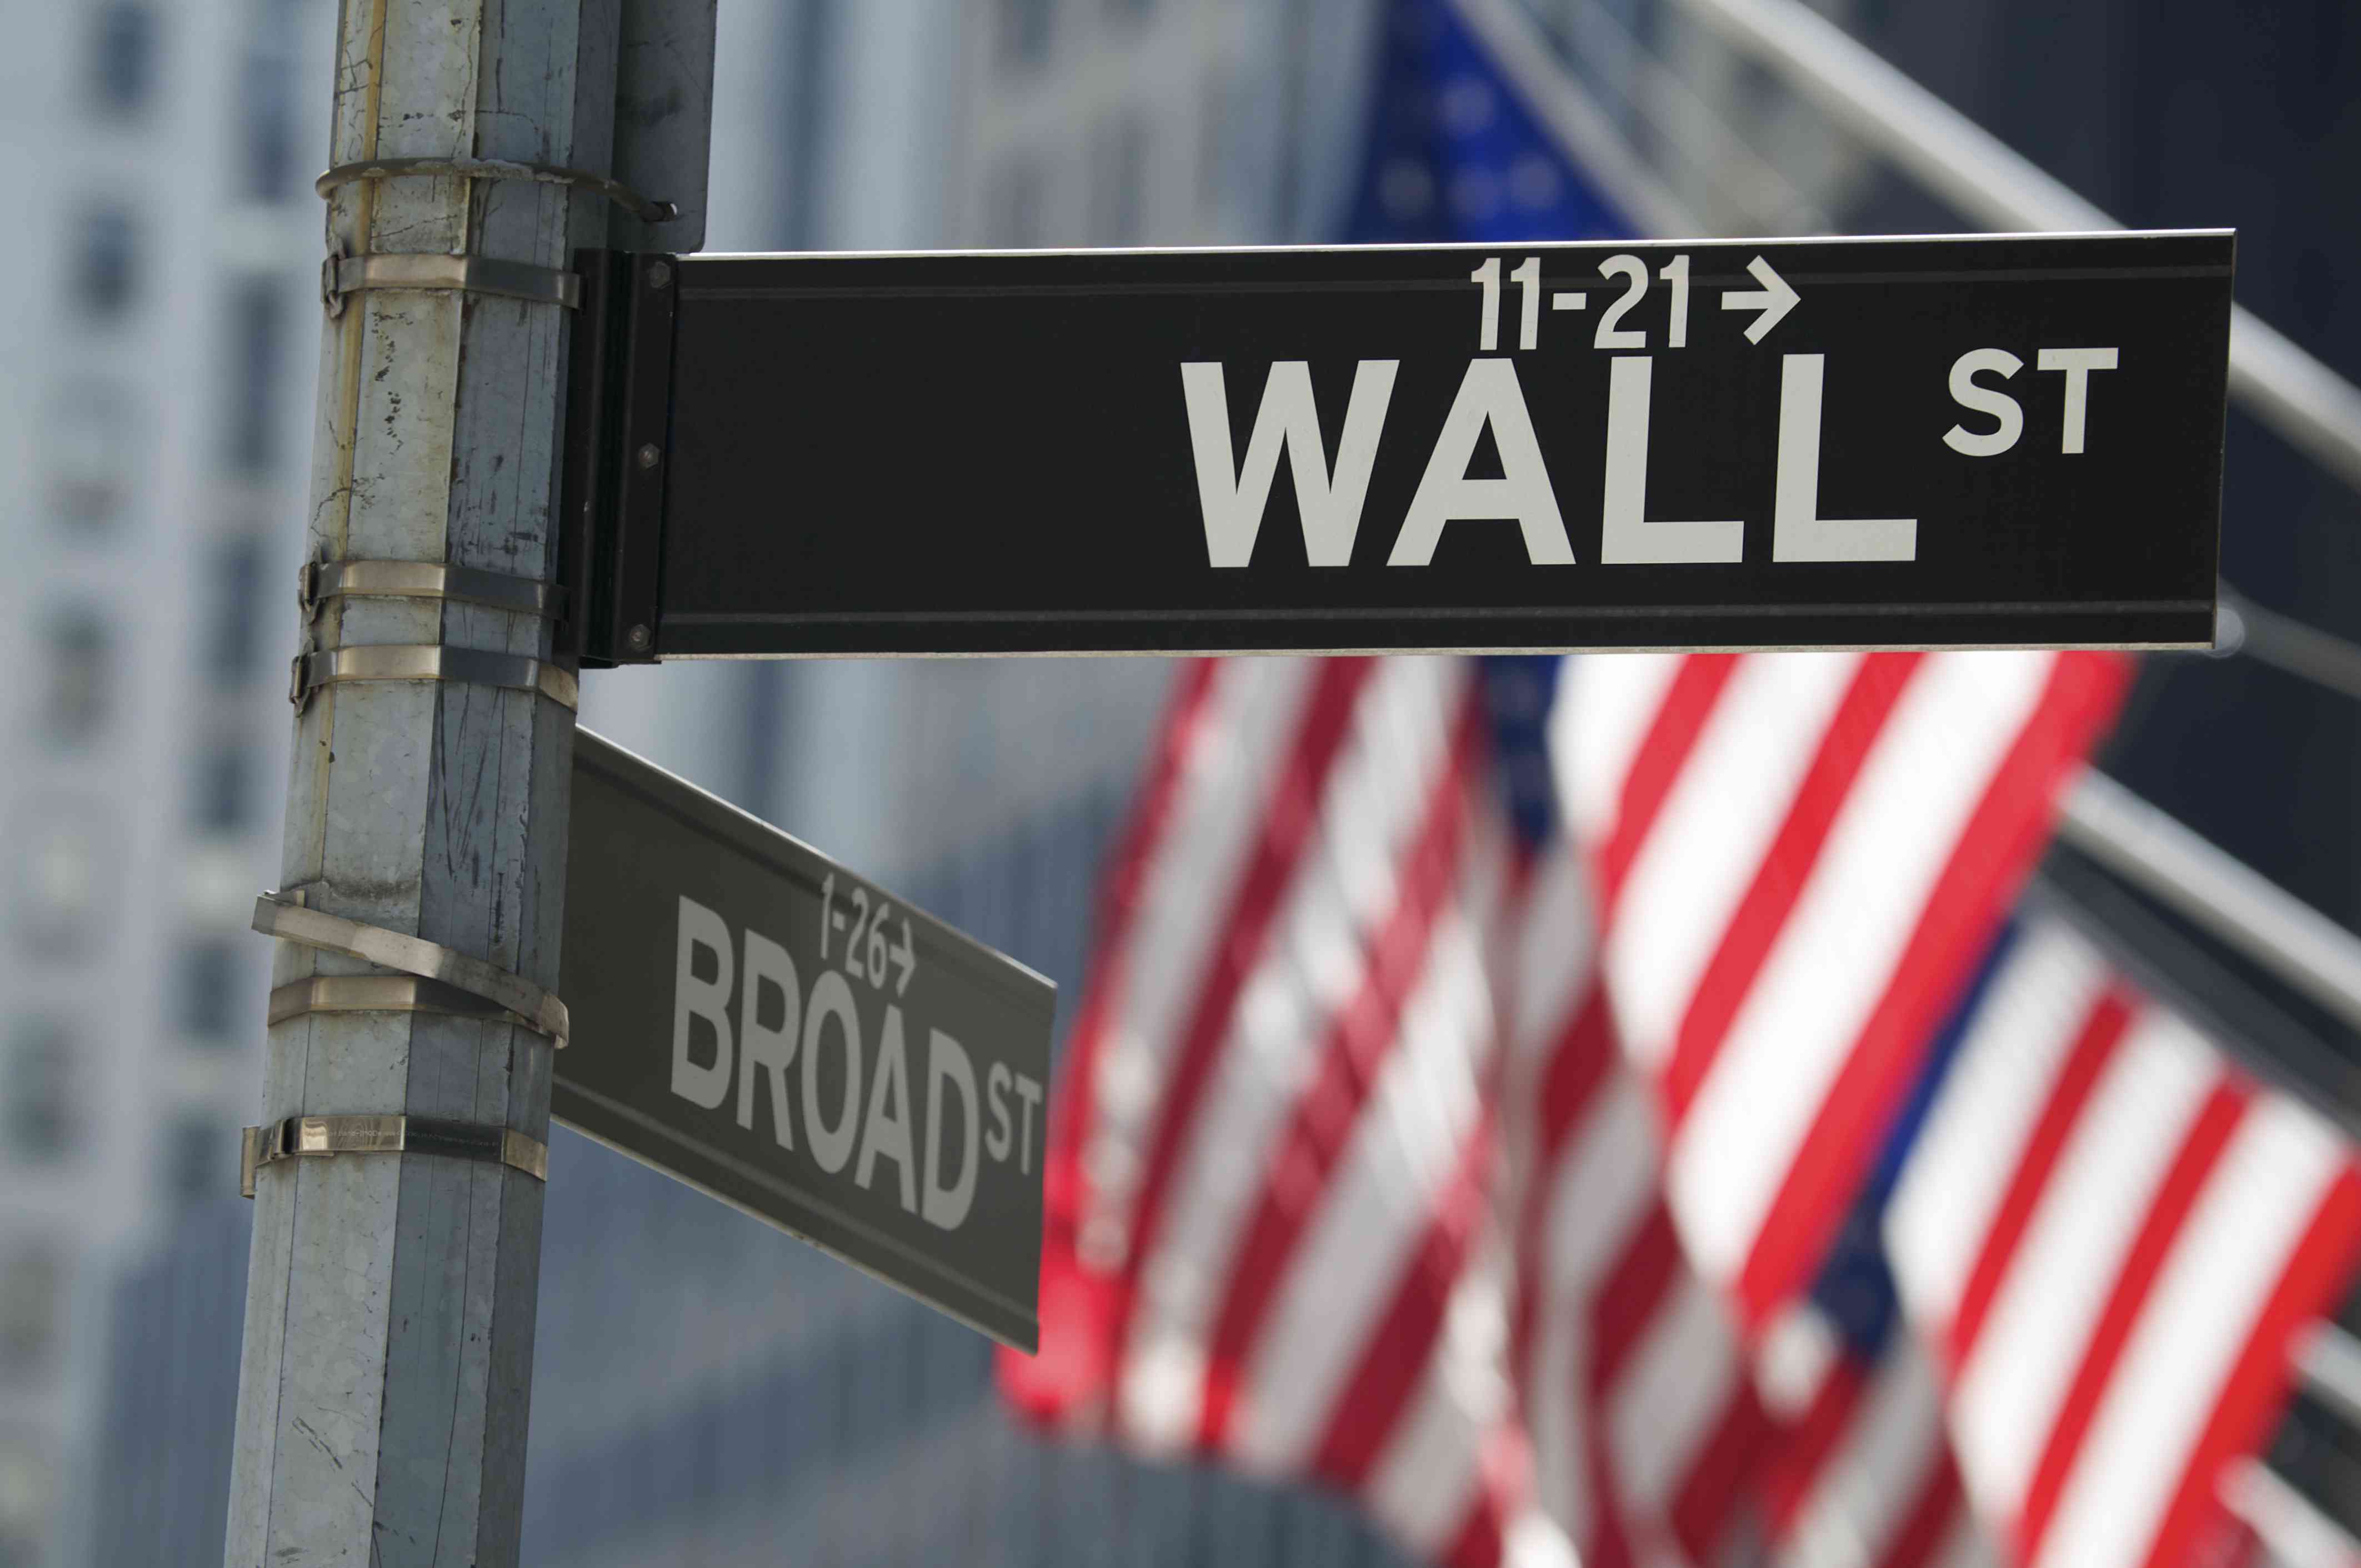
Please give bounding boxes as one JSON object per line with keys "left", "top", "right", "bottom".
{"left": 0, "top": 2, "right": 328, "bottom": 1563}
{"left": 51, "top": 1, "right": 1402, "bottom": 1564}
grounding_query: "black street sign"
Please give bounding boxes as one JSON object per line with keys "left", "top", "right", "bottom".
{"left": 565, "top": 232, "right": 2230, "bottom": 662}
{"left": 554, "top": 729, "right": 1054, "bottom": 1351}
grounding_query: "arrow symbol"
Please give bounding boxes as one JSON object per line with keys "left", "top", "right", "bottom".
{"left": 1721, "top": 256, "right": 1799, "bottom": 344}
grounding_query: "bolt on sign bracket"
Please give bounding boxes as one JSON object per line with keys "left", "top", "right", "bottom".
{"left": 556, "top": 250, "right": 678, "bottom": 667}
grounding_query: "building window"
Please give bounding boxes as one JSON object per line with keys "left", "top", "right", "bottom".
{"left": 193, "top": 748, "right": 254, "bottom": 836}
{"left": 1198, "top": 71, "right": 1235, "bottom": 222}
{"left": 4, "top": 1023, "right": 75, "bottom": 1161}
{"left": 208, "top": 535, "right": 269, "bottom": 685}
{"left": 88, "top": 4, "right": 155, "bottom": 118}
{"left": 1089, "top": 113, "right": 1149, "bottom": 246}
{"left": 178, "top": 939, "right": 246, "bottom": 1042}
{"left": 225, "top": 280, "right": 283, "bottom": 473}
{"left": 46, "top": 381, "right": 137, "bottom": 532}
{"left": 993, "top": 153, "right": 1046, "bottom": 249}
{"left": 0, "top": 1436, "right": 52, "bottom": 1567}
{"left": 0, "top": 1245, "right": 61, "bottom": 1380}
{"left": 166, "top": 1114, "right": 224, "bottom": 1198}
{"left": 240, "top": 2, "right": 301, "bottom": 201}
{"left": 14, "top": 811, "right": 99, "bottom": 958}
{"left": 73, "top": 207, "right": 138, "bottom": 320}
{"left": 41, "top": 607, "right": 109, "bottom": 742}
{"left": 997, "top": 0, "right": 1053, "bottom": 69}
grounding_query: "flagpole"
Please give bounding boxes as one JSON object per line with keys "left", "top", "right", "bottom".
{"left": 2220, "top": 1459, "right": 2361, "bottom": 1568}
{"left": 2056, "top": 772, "right": 2361, "bottom": 1040}
{"left": 1448, "top": 0, "right": 1692, "bottom": 235}
{"left": 2038, "top": 780, "right": 2361, "bottom": 1438}
{"left": 1453, "top": 0, "right": 2361, "bottom": 1046}
{"left": 1450, "top": 0, "right": 2361, "bottom": 1509}
{"left": 2298, "top": 1325, "right": 2361, "bottom": 1432}
{"left": 1454, "top": 0, "right": 2361, "bottom": 492}
{"left": 1655, "top": 0, "right": 2361, "bottom": 496}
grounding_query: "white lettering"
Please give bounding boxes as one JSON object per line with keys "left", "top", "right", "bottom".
{"left": 986, "top": 1060, "right": 1014, "bottom": 1163}
{"left": 801, "top": 969, "right": 863, "bottom": 1174}
{"left": 1180, "top": 360, "right": 1398, "bottom": 567}
{"left": 670, "top": 897, "right": 733, "bottom": 1110}
{"left": 923, "top": 1030, "right": 981, "bottom": 1231}
{"left": 734, "top": 926, "right": 802, "bottom": 1146}
{"left": 1773, "top": 354, "right": 1915, "bottom": 563}
{"left": 856, "top": 1005, "right": 917, "bottom": 1213}
{"left": 1943, "top": 347, "right": 2024, "bottom": 457}
{"left": 1593, "top": 254, "right": 1648, "bottom": 350}
{"left": 2037, "top": 347, "right": 2118, "bottom": 454}
{"left": 1600, "top": 356, "right": 1742, "bottom": 564}
{"left": 1013, "top": 1073, "right": 1045, "bottom": 1177}
{"left": 1389, "top": 359, "right": 1575, "bottom": 567}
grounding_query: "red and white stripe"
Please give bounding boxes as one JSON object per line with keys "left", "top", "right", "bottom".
{"left": 1553, "top": 650, "right": 2131, "bottom": 1329}
{"left": 1503, "top": 840, "right": 1773, "bottom": 1568}
{"left": 1002, "top": 657, "right": 1570, "bottom": 1568}
{"left": 1884, "top": 911, "right": 2361, "bottom": 1568}
{"left": 1754, "top": 1305, "right": 1992, "bottom": 1568}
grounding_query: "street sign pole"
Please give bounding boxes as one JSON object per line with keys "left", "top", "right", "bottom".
{"left": 223, "top": 2, "right": 714, "bottom": 1561}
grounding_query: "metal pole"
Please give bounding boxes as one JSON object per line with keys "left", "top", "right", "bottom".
{"left": 224, "top": 0, "right": 594, "bottom": 1559}
{"left": 2056, "top": 770, "right": 2361, "bottom": 1041}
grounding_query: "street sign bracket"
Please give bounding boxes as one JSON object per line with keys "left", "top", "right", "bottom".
{"left": 268, "top": 975, "right": 526, "bottom": 1029}
{"left": 601, "top": 0, "right": 719, "bottom": 252}
{"left": 558, "top": 249, "right": 677, "bottom": 667}
{"left": 287, "top": 642, "right": 581, "bottom": 713}
{"left": 321, "top": 247, "right": 582, "bottom": 318}
{"left": 251, "top": 890, "right": 572, "bottom": 1049}
{"left": 316, "top": 156, "right": 678, "bottom": 227}
{"left": 241, "top": 1114, "right": 549, "bottom": 1198}
{"left": 299, "top": 557, "right": 568, "bottom": 623}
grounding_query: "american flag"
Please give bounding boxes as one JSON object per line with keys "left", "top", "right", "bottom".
{"left": 1758, "top": 1294, "right": 1981, "bottom": 1568}
{"left": 999, "top": 654, "right": 1777, "bottom": 1568}
{"left": 997, "top": 2, "right": 2361, "bottom": 1564}
{"left": 1553, "top": 650, "right": 2133, "bottom": 1329}
{"left": 1885, "top": 910, "right": 2361, "bottom": 1568}
{"left": 1001, "top": 657, "right": 1558, "bottom": 1566}
{"left": 1749, "top": 937, "right": 2020, "bottom": 1568}
{"left": 1504, "top": 832, "right": 1774, "bottom": 1568}
{"left": 991, "top": 639, "right": 2129, "bottom": 1568}
{"left": 997, "top": 648, "right": 2358, "bottom": 1568}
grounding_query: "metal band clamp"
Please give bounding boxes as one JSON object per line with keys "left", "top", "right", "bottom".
{"left": 323, "top": 250, "right": 581, "bottom": 317}
{"left": 317, "top": 157, "right": 677, "bottom": 226}
{"left": 241, "top": 1114, "right": 548, "bottom": 1198}
{"left": 268, "top": 974, "right": 518, "bottom": 1028}
{"left": 288, "top": 643, "right": 579, "bottom": 713}
{"left": 300, "top": 559, "right": 566, "bottom": 623}
{"left": 252, "top": 892, "right": 569, "bottom": 1049}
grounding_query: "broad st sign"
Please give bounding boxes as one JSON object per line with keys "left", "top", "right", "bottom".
{"left": 554, "top": 730, "right": 1054, "bottom": 1350}
{"left": 567, "top": 232, "right": 2230, "bottom": 661}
